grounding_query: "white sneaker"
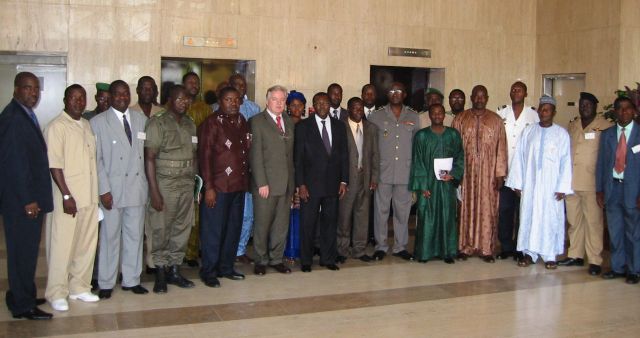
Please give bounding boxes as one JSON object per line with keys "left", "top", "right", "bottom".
{"left": 69, "top": 292, "right": 99, "bottom": 303}
{"left": 50, "top": 298, "right": 69, "bottom": 311}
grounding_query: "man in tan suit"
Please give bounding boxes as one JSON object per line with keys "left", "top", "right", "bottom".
{"left": 337, "top": 97, "right": 379, "bottom": 263}
{"left": 559, "top": 92, "right": 613, "bottom": 275}
{"left": 250, "top": 85, "right": 295, "bottom": 276}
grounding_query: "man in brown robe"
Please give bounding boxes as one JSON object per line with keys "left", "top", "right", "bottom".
{"left": 452, "top": 85, "right": 508, "bottom": 262}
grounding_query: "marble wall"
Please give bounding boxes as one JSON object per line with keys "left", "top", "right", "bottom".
{"left": 0, "top": 0, "right": 539, "bottom": 109}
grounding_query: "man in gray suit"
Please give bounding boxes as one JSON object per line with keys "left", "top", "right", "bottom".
{"left": 250, "top": 85, "right": 295, "bottom": 276}
{"left": 368, "top": 82, "right": 419, "bottom": 261}
{"left": 337, "top": 97, "right": 379, "bottom": 263}
{"left": 91, "top": 80, "right": 149, "bottom": 299}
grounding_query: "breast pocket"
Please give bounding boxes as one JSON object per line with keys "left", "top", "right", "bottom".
{"left": 162, "top": 130, "right": 182, "bottom": 152}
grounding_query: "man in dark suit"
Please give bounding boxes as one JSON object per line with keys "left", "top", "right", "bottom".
{"left": 250, "top": 85, "right": 295, "bottom": 276}
{"left": 337, "top": 97, "right": 379, "bottom": 263}
{"left": 328, "top": 83, "right": 348, "bottom": 121}
{"left": 596, "top": 96, "right": 640, "bottom": 284}
{"left": 0, "top": 72, "right": 53, "bottom": 320}
{"left": 295, "top": 92, "right": 349, "bottom": 272}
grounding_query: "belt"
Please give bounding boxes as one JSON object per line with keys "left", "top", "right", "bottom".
{"left": 613, "top": 178, "right": 624, "bottom": 183}
{"left": 156, "top": 159, "right": 193, "bottom": 168}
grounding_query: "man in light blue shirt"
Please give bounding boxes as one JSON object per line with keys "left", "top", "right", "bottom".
{"left": 229, "top": 74, "right": 260, "bottom": 263}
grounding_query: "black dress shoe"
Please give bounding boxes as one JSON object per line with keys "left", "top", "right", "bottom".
{"left": 166, "top": 265, "right": 195, "bottom": 288}
{"left": 626, "top": 274, "right": 640, "bottom": 284}
{"left": 336, "top": 255, "right": 347, "bottom": 264}
{"left": 497, "top": 252, "right": 513, "bottom": 260}
{"left": 557, "top": 257, "right": 584, "bottom": 266}
{"left": 269, "top": 263, "right": 292, "bottom": 274}
{"left": 13, "top": 307, "right": 52, "bottom": 320}
{"left": 222, "top": 271, "right": 245, "bottom": 281}
{"left": 185, "top": 259, "right": 199, "bottom": 268}
{"left": 456, "top": 252, "right": 468, "bottom": 261}
{"left": 588, "top": 264, "right": 602, "bottom": 276}
{"left": 254, "top": 264, "right": 266, "bottom": 275}
{"left": 301, "top": 265, "right": 312, "bottom": 272}
{"left": 325, "top": 264, "right": 340, "bottom": 271}
{"left": 372, "top": 250, "right": 386, "bottom": 261}
{"left": 98, "top": 289, "right": 112, "bottom": 299}
{"left": 358, "top": 255, "right": 373, "bottom": 262}
{"left": 482, "top": 255, "right": 495, "bottom": 263}
{"left": 122, "top": 285, "right": 149, "bottom": 294}
{"left": 392, "top": 250, "right": 414, "bottom": 261}
{"left": 36, "top": 298, "right": 46, "bottom": 306}
{"left": 203, "top": 277, "right": 221, "bottom": 288}
{"left": 602, "top": 270, "right": 626, "bottom": 279}
{"left": 444, "top": 257, "right": 455, "bottom": 264}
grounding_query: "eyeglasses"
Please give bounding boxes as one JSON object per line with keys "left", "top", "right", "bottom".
{"left": 388, "top": 89, "right": 404, "bottom": 94}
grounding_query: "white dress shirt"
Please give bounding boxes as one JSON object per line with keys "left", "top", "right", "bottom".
{"left": 266, "top": 109, "right": 285, "bottom": 133}
{"left": 315, "top": 114, "right": 332, "bottom": 145}
{"left": 112, "top": 107, "right": 131, "bottom": 127}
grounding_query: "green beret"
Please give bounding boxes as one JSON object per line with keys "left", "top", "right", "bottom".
{"left": 425, "top": 88, "right": 444, "bottom": 98}
{"left": 96, "top": 82, "right": 110, "bottom": 92}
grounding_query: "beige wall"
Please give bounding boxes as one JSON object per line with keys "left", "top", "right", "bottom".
{"left": 0, "top": 0, "right": 538, "bottom": 110}
{"left": 535, "top": 0, "right": 640, "bottom": 111}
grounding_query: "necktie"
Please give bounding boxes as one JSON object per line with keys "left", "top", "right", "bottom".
{"left": 356, "top": 123, "right": 363, "bottom": 169}
{"left": 276, "top": 115, "right": 284, "bottom": 134}
{"left": 27, "top": 109, "right": 40, "bottom": 129}
{"left": 123, "top": 114, "right": 132, "bottom": 145}
{"left": 321, "top": 120, "right": 331, "bottom": 155}
{"left": 614, "top": 127, "right": 627, "bottom": 174}
{"left": 333, "top": 109, "right": 338, "bottom": 119}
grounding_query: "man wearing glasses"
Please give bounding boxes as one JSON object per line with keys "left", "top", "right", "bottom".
{"left": 368, "top": 82, "right": 419, "bottom": 261}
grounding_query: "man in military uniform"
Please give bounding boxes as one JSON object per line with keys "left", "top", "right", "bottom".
{"left": 418, "top": 88, "right": 445, "bottom": 129}
{"left": 368, "top": 82, "right": 419, "bottom": 261}
{"left": 144, "top": 85, "right": 198, "bottom": 293}
{"left": 82, "top": 82, "right": 110, "bottom": 120}
{"left": 559, "top": 92, "right": 613, "bottom": 275}
{"left": 183, "top": 71, "right": 213, "bottom": 268}
{"left": 496, "top": 81, "right": 539, "bottom": 260}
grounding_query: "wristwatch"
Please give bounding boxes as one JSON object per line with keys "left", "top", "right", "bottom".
{"left": 63, "top": 194, "right": 72, "bottom": 200}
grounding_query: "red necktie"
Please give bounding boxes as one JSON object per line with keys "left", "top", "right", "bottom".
{"left": 614, "top": 127, "right": 627, "bottom": 174}
{"left": 276, "top": 115, "right": 284, "bottom": 134}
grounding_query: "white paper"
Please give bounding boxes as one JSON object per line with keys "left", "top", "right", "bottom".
{"left": 584, "top": 132, "right": 596, "bottom": 140}
{"left": 192, "top": 136, "right": 198, "bottom": 144}
{"left": 137, "top": 131, "right": 146, "bottom": 140}
{"left": 98, "top": 208, "right": 104, "bottom": 222}
{"left": 632, "top": 144, "right": 640, "bottom": 154}
{"left": 434, "top": 157, "right": 453, "bottom": 181}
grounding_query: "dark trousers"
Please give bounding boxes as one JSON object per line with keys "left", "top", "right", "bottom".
{"left": 2, "top": 211, "right": 43, "bottom": 315}
{"left": 199, "top": 191, "right": 245, "bottom": 279}
{"left": 300, "top": 195, "right": 338, "bottom": 266}
{"left": 605, "top": 181, "right": 640, "bottom": 274}
{"left": 498, "top": 186, "right": 520, "bottom": 253}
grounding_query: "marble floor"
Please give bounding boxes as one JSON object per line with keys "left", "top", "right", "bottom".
{"left": 1, "top": 220, "right": 639, "bottom": 337}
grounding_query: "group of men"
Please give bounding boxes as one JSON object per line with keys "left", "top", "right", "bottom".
{"left": 1, "top": 70, "right": 639, "bottom": 322}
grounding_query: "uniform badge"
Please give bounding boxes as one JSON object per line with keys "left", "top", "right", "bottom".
{"left": 383, "top": 130, "right": 389, "bottom": 137}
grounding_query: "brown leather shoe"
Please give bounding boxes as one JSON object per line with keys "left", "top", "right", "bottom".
{"left": 236, "top": 254, "right": 254, "bottom": 264}
{"left": 268, "top": 263, "right": 291, "bottom": 274}
{"left": 254, "top": 264, "right": 266, "bottom": 276}
{"left": 518, "top": 255, "right": 533, "bottom": 267}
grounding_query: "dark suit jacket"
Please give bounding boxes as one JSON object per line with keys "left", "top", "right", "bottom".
{"left": 249, "top": 110, "right": 295, "bottom": 197}
{"left": 596, "top": 122, "right": 640, "bottom": 209}
{"left": 295, "top": 115, "right": 349, "bottom": 197}
{"left": 330, "top": 107, "right": 348, "bottom": 122}
{"left": 345, "top": 119, "right": 379, "bottom": 189}
{"left": 0, "top": 99, "right": 53, "bottom": 214}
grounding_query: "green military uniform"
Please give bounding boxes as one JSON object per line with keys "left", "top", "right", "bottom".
{"left": 185, "top": 98, "right": 213, "bottom": 263}
{"left": 145, "top": 111, "right": 198, "bottom": 267}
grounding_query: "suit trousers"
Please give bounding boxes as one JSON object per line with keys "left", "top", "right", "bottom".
{"left": 199, "top": 191, "right": 244, "bottom": 279}
{"left": 300, "top": 195, "right": 338, "bottom": 266}
{"left": 605, "top": 181, "right": 640, "bottom": 274}
{"left": 565, "top": 191, "right": 604, "bottom": 265}
{"left": 98, "top": 205, "right": 145, "bottom": 289}
{"left": 252, "top": 193, "right": 290, "bottom": 265}
{"left": 337, "top": 170, "right": 370, "bottom": 258}
{"left": 45, "top": 204, "right": 98, "bottom": 301}
{"left": 2, "top": 211, "right": 43, "bottom": 315}
{"left": 497, "top": 186, "right": 520, "bottom": 254}
{"left": 374, "top": 183, "right": 411, "bottom": 253}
